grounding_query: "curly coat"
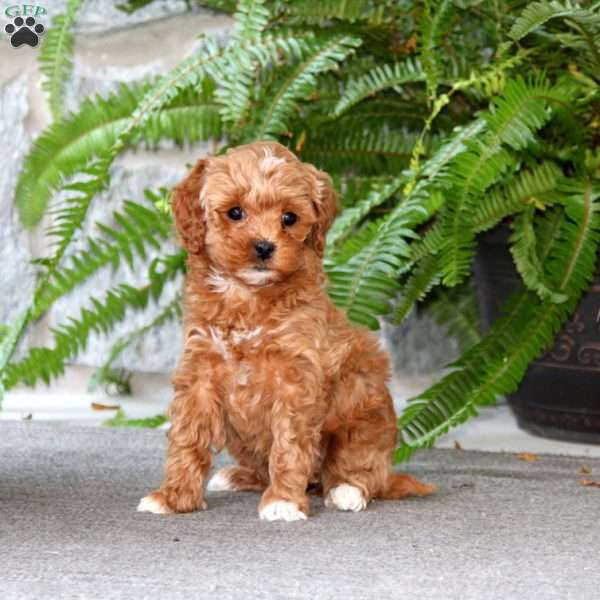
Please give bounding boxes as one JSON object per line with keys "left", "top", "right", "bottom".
{"left": 138, "top": 141, "right": 434, "bottom": 521}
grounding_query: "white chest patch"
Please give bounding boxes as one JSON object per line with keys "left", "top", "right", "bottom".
{"left": 207, "top": 270, "right": 234, "bottom": 294}
{"left": 235, "top": 362, "right": 252, "bottom": 386}
{"left": 237, "top": 269, "right": 276, "bottom": 286}
{"left": 231, "top": 327, "right": 263, "bottom": 346}
{"left": 208, "top": 326, "right": 229, "bottom": 358}
{"left": 187, "top": 325, "right": 264, "bottom": 359}
{"left": 206, "top": 269, "right": 253, "bottom": 301}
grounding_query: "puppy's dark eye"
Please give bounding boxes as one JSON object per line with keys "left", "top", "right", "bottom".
{"left": 282, "top": 212, "right": 297, "bottom": 227}
{"left": 227, "top": 206, "right": 244, "bottom": 221}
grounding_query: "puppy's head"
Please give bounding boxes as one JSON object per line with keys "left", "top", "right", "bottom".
{"left": 171, "top": 141, "right": 337, "bottom": 286}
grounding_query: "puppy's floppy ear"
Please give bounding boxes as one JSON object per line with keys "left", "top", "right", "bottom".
{"left": 305, "top": 164, "right": 338, "bottom": 257}
{"left": 171, "top": 159, "right": 207, "bottom": 254}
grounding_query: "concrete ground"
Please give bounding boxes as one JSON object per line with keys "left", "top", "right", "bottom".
{"left": 1, "top": 422, "right": 599, "bottom": 600}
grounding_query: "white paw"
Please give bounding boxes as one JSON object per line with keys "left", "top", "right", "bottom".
{"left": 325, "top": 484, "right": 367, "bottom": 512}
{"left": 137, "top": 494, "right": 172, "bottom": 514}
{"left": 207, "top": 468, "right": 235, "bottom": 492}
{"left": 137, "top": 494, "right": 207, "bottom": 513}
{"left": 259, "top": 500, "right": 307, "bottom": 522}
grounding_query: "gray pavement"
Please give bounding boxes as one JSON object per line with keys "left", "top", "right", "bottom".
{"left": 1, "top": 422, "right": 599, "bottom": 599}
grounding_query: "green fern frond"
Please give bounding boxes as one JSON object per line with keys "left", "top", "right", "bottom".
{"left": 334, "top": 58, "right": 425, "bottom": 116}
{"left": 44, "top": 160, "right": 115, "bottom": 276}
{"left": 484, "top": 76, "right": 571, "bottom": 151}
{"left": 213, "top": 11, "right": 275, "bottom": 128}
{"left": 445, "top": 49, "right": 535, "bottom": 99}
{"left": 406, "top": 220, "right": 445, "bottom": 267}
{"left": 420, "top": 0, "right": 454, "bottom": 101}
{"left": 300, "top": 126, "right": 426, "bottom": 174}
{"left": 327, "top": 200, "right": 427, "bottom": 329}
{"left": 256, "top": 33, "right": 361, "bottom": 138}
{"left": 3, "top": 148, "right": 122, "bottom": 387}
{"left": 123, "top": 37, "right": 224, "bottom": 143}
{"left": 400, "top": 119, "right": 487, "bottom": 217}
{"left": 0, "top": 310, "right": 29, "bottom": 406}
{"left": 427, "top": 285, "right": 482, "bottom": 352}
{"left": 116, "top": 0, "right": 154, "bottom": 13}
{"left": 89, "top": 293, "right": 182, "bottom": 393}
{"left": 509, "top": 0, "right": 600, "bottom": 42}
{"left": 392, "top": 254, "right": 442, "bottom": 324}
{"left": 119, "top": 30, "right": 307, "bottom": 147}
{"left": 33, "top": 197, "right": 172, "bottom": 320}
{"left": 439, "top": 141, "right": 516, "bottom": 286}
{"left": 326, "top": 176, "right": 404, "bottom": 251}
{"left": 3, "top": 253, "right": 185, "bottom": 389}
{"left": 547, "top": 180, "right": 600, "bottom": 291}
{"left": 133, "top": 29, "right": 322, "bottom": 138}
{"left": 457, "top": 206, "right": 566, "bottom": 369}
{"left": 234, "top": 0, "right": 270, "bottom": 39}
{"left": 392, "top": 121, "right": 490, "bottom": 272}
{"left": 103, "top": 409, "right": 169, "bottom": 428}
{"left": 420, "top": 119, "right": 487, "bottom": 181}
{"left": 510, "top": 206, "right": 568, "bottom": 303}
{"left": 360, "top": 122, "right": 487, "bottom": 289}
{"left": 190, "top": 0, "right": 238, "bottom": 12}
{"left": 16, "top": 82, "right": 221, "bottom": 228}
{"left": 38, "top": 0, "right": 81, "bottom": 121}
{"left": 281, "top": 0, "right": 376, "bottom": 22}
{"left": 534, "top": 204, "right": 568, "bottom": 259}
{"left": 335, "top": 98, "right": 430, "bottom": 127}
{"left": 396, "top": 180, "right": 600, "bottom": 462}
{"left": 216, "top": 28, "right": 337, "bottom": 127}
{"left": 472, "top": 162, "right": 562, "bottom": 232}
{"left": 439, "top": 76, "right": 571, "bottom": 287}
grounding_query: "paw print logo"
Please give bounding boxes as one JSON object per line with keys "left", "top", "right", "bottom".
{"left": 5, "top": 16, "right": 45, "bottom": 48}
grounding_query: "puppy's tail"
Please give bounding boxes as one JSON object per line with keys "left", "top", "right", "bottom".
{"left": 380, "top": 472, "right": 436, "bottom": 499}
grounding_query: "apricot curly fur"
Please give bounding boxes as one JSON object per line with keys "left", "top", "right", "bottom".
{"left": 140, "top": 141, "right": 435, "bottom": 518}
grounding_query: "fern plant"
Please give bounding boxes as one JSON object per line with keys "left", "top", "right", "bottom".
{"left": 38, "top": 0, "right": 82, "bottom": 121}
{"left": 1, "top": 0, "right": 599, "bottom": 461}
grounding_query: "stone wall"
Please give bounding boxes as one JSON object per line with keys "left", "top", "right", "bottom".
{"left": 0, "top": 1, "right": 456, "bottom": 382}
{"left": 0, "top": 2, "right": 232, "bottom": 374}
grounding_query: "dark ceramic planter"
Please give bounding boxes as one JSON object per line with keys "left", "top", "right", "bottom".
{"left": 474, "top": 225, "right": 600, "bottom": 444}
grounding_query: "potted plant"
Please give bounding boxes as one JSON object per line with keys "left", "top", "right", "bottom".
{"left": 475, "top": 225, "right": 600, "bottom": 443}
{"left": 1, "top": 0, "right": 598, "bottom": 455}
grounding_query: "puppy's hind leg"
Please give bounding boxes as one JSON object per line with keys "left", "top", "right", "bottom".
{"left": 208, "top": 425, "right": 269, "bottom": 492}
{"left": 322, "top": 382, "right": 434, "bottom": 512}
{"left": 207, "top": 465, "right": 267, "bottom": 492}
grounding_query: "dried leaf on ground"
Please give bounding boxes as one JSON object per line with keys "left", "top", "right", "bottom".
{"left": 91, "top": 402, "right": 121, "bottom": 411}
{"left": 579, "top": 479, "right": 600, "bottom": 488}
{"left": 578, "top": 465, "right": 591, "bottom": 475}
{"left": 517, "top": 452, "right": 539, "bottom": 462}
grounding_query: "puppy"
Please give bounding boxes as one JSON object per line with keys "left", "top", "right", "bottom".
{"left": 138, "top": 141, "right": 434, "bottom": 521}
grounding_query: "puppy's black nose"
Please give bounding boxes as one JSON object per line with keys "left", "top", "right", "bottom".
{"left": 254, "top": 240, "right": 275, "bottom": 260}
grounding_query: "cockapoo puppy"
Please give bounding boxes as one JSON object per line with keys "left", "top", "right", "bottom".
{"left": 138, "top": 141, "right": 434, "bottom": 521}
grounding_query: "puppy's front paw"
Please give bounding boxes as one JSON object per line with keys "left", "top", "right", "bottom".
{"left": 259, "top": 500, "right": 307, "bottom": 522}
{"left": 137, "top": 491, "right": 173, "bottom": 514}
{"left": 325, "top": 484, "right": 367, "bottom": 512}
{"left": 137, "top": 491, "right": 207, "bottom": 514}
